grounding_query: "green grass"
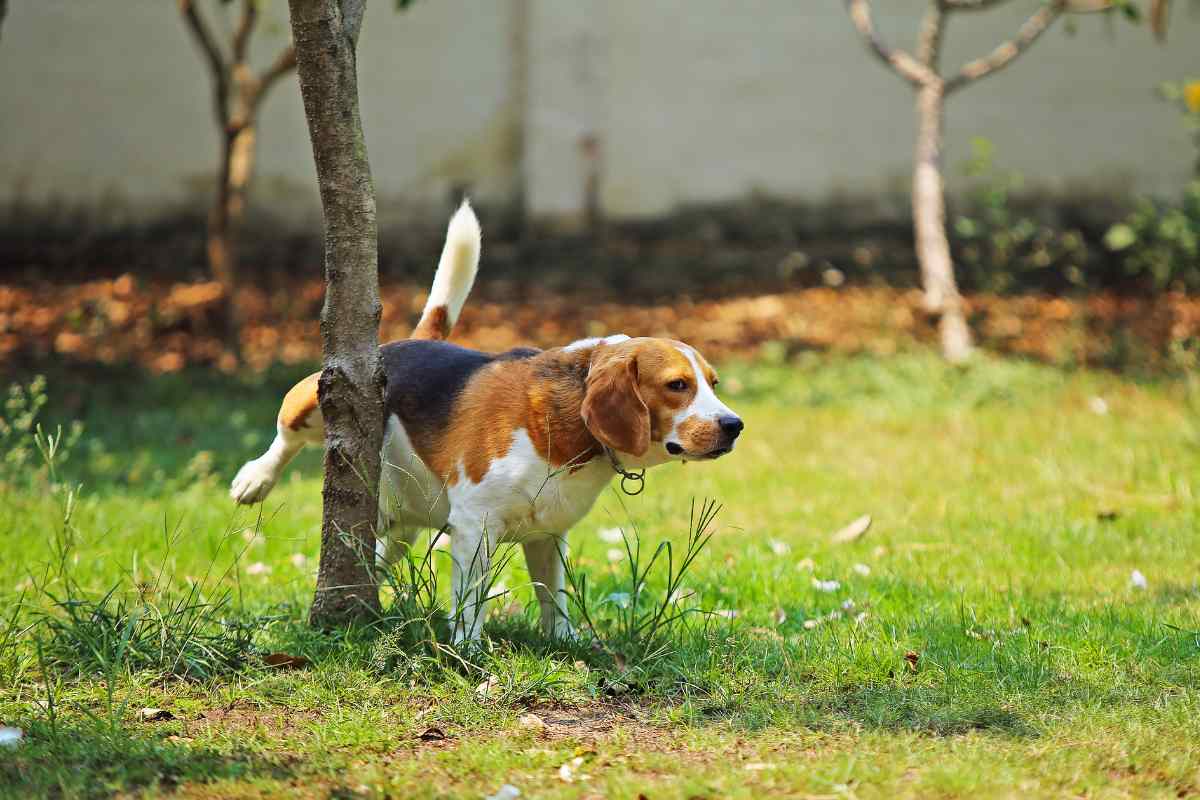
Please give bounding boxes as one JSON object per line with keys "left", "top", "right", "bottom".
{"left": 1, "top": 351, "right": 1198, "bottom": 799}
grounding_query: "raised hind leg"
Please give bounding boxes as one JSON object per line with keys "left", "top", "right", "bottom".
{"left": 230, "top": 372, "right": 323, "bottom": 504}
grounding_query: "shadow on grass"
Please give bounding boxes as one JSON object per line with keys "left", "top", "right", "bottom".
{"left": 0, "top": 719, "right": 299, "bottom": 799}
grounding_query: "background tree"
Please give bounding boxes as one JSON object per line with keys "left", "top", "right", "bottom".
{"left": 843, "top": 0, "right": 1170, "bottom": 363}
{"left": 179, "top": 0, "right": 296, "bottom": 341}
{"left": 287, "top": 0, "right": 384, "bottom": 625}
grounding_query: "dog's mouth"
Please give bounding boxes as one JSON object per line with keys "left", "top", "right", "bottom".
{"left": 666, "top": 442, "right": 733, "bottom": 460}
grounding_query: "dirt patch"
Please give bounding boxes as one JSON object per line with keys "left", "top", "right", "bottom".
{"left": 2, "top": 277, "right": 1197, "bottom": 374}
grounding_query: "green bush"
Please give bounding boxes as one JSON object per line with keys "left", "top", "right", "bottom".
{"left": 951, "top": 138, "right": 1092, "bottom": 293}
{"left": 1104, "top": 180, "right": 1200, "bottom": 291}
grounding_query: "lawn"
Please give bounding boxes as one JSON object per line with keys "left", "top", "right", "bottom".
{"left": 0, "top": 352, "right": 1198, "bottom": 799}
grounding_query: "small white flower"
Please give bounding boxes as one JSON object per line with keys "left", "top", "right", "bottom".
{"left": 841, "top": 598, "right": 856, "bottom": 611}
{"left": 852, "top": 563, "right": 871, "bottom": 576}
{"left": 1130, "top": 569, "right": 1148, "bottom": 589}
{"left": 713, "top": 609, "right": 740, "bottom": 619}
{"left": 485, "top": 785, "right": 522, "bottom": 800}
{"left": 0, "top": 727, "right": 22, "bottom": 748}
{"left": 598, "top": 527, "right": 624, "bottom": 543}
{"left": 1089, "top": 397, "right": 1110, "bottom": 415}
{"left": 605, "top": 592, "right": 631, "bottom": 608}
{"left": 796, "top": 557, "right": 815, "bottom": 572}
{"left": 606, "top": 548, "right": 625, "bottom": 563}
{"left": 245, "top": 561, "right": 271, "bottom": 576}
{"left": 854, "top": 611, "right": 869, "bottom": 625}
{"left": 558, "top": 756, "right": 586, "bottom": 783}
{"left": 803, "top": 619, "right": 821, "bottom": 630}
{"left": 668, "top": 588, "right": 695, "bottom": 604}
{"left": 768, "top": 539, "right": 790, "bottom": 556}
{"left": 812, "top": 578, "right": 840, "bottom": 592}
{"left": 289, "top": 553, "right": 307, "bottom": 568}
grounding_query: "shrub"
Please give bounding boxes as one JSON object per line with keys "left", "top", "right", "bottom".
{"left": 1105, "top": 180, "right": 1200, "bottom": 291}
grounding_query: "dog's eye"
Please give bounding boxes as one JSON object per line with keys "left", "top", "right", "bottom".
{"left": 666, "top": 379, "right": 688, "bottom": 392}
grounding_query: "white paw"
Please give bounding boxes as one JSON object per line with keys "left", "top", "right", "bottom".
{"left": 229, "top": 459, "right": 277, "bottom": 504}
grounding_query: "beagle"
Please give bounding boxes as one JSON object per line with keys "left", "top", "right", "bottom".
{"left": 230, "top": 201, "right": 743, "bottom": 643}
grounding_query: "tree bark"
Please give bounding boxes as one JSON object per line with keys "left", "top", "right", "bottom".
{"left": 288, "top": 0, "right": 384, "bottom": 626}
{"left": 913, "top": 81, "right": 972, "bottom": 364}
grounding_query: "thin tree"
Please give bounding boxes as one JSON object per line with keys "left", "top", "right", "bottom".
{"left": 842, "top": 0, "right": 1162, "bottom": 363}
{"left": 287, "top": 0, "right": 385, "bottom": 625}
{"left": 179, "top": 0, "right": 296, "bottom": 330}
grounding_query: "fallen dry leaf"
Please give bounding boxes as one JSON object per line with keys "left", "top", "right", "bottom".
{"left": 262, "top": 653, "right": 310, "bottom": 670}
{"left": 904, "top": 651, "right": 921, "bottom": 671}
{"left": 138, "top": 707, "right": 174, "bottom": 722}
{"left": 484, "top": 785, "right": 522, "bottom": 800}
{"left": 518, "top": 713, "right": 545, "bottom": 731}
{"left": 831, "top": 514, "right": 872, "bottom": 544}
{"left": 418, "top": 726, "right": 448, "bottom": 742}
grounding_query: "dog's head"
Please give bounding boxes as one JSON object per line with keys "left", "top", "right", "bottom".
{"left": 581, "top": 337, "right": 743, "bottom": 463}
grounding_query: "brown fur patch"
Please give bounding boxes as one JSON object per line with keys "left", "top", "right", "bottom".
{"left": 416, "top": 347, "right": 599, "bottom": 485}
{"left": 674, "top": 414, "right": 721, "bottom": 454}
{"left": 581, "top": 346, "right": 651, "bottom": 456}
{"left": 411, "top": 305, "right": 451, "bottom": 341}
{"left": 278, "top": 371, "right": 320, "bottom": 431}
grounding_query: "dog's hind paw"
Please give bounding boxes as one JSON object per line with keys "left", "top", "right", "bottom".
{"left": 230, "top": 459, "right": 277, "bottom": 504}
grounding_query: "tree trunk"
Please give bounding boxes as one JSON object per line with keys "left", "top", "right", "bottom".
{"left": 227, "top": 124, "right": 257, "bottom": 219}
{"left": 208, "top": 130, "right": 237, "bottom": 292}
{"left": 207, "top": 127, "right": 243, "bottom": 354}
{"left": 288, "top": 0, "right": 384, "bottom": 626}
{"left": 912, "top": 82, "right": 972, "bottom": 364}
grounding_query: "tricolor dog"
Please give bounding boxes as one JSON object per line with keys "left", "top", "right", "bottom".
{"left": 231, "top": 202, "right": 743, "bottom": 643}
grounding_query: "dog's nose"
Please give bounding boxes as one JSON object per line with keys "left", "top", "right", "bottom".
{"left": 719, "top": 415, "right": 744, "bottom": 438}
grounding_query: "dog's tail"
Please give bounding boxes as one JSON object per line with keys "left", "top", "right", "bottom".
{"left": 411, "top": 199, "right": 481, "bottom": 341}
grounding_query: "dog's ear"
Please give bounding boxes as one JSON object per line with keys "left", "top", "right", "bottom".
{"left": 582, "top": 347, "right": 650, "bottom": 457}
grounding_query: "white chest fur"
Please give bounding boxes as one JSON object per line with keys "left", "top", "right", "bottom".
{"left": 378, "top": 416, "right": 613, "bottom": 542}
{"left": 448, "top": 429, "right": 613, "bottom": 540}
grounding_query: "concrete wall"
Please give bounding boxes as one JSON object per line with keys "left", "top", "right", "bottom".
{"left": 1, "top": 1, "right": 1196, "bottom": 227}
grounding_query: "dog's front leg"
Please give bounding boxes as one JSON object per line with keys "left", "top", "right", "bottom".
{"left": 523, "top": 533, "right": 575, "bottom": 641}
{"left": 449, "top": 518, "right": 496, "bottom": 646}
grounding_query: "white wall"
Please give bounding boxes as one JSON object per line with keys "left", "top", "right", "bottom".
{"left": 0, "top": 0, "right": 518, "bottom": 226}
{"left": 1, "top": 1, "right": 1196, "bottom": 226}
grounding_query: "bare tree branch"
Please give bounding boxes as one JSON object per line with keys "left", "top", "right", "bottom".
{"left": 844, "top": 0, "right": 939, "bottom": 87}
{"left": 916, "top": 2, "right": 946, "bottom": 68}
{"left": 259, "top": 46, "right": 298, "bottom": 97}
{"left": 1150, "top": 0, "right": 1170, "bottom": 39}
{"left": 232, "top": 0, "right": 258, "bottom": 64}
{"left": 179, "top": 0, "right": 231, "bottom": 123}
{"left": 339, "top": 0, "right": 367, "bottom": 47}
{"left": 945, "top": 0, "right": 1065, "bottom": 94}
{"left": 942, "top": 0, "right": 1012, "bottom": 10}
